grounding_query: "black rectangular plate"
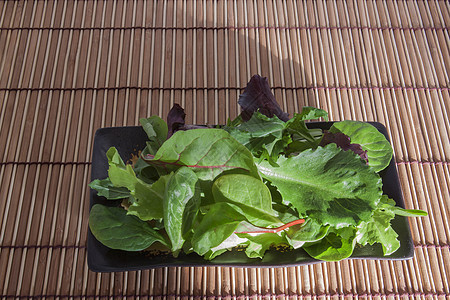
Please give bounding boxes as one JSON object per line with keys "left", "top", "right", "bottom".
{"left": 87, "top": 122, "right": 414, "bottom": 272}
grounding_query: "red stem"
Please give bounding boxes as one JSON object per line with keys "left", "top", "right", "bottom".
{"left": 235, "top": 219, "right": 305, "bottom": 234}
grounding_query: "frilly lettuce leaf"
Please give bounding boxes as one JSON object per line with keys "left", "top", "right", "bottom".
{"left": 126, "top": 174, "right": 171, "bottom": 220}
{"left": 296, "top": 106, "right": 329, "bottom": 121}
{"left": 257, "top": 144, "right": 382, "bottom": 227}
{"left": 356, "top": 195, "right": 427, "bottom": 255}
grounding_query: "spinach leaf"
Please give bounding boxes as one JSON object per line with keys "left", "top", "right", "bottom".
{"left": 142, "top": 129, "right": 260, "bottom": 181}
{"left": 330, "top": 120, "right": 393, "bottom": 172}
{"left": 89, "top": 204, "right": 169, "bottom": 251}
{"left": 164, "top": 167, "right": 201, "bottom": 254}
{"left": 212, "top": 174, "right": 281, "bottom": 227}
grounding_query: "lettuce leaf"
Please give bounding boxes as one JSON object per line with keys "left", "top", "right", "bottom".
{"left": 238, "top": 75, "right": 289, "bottom": 122}
{"left": 225, "top": 112, "right": 288, "bottom": 163}
{"left": 89, "top": 178, "right": 130, "bottom": 200}
{"left": 139, "top": 116, "right": 168, "bottom": 154}
{"left": 303, "top": 227, "right": 356, "bottom": 261}
{"left": 126, "top": 174, "right": 171, "bottom": 220}
{"left": 238, "top": 232, "right": 288, "bottom": 259}
{"left": 167, "top": 103, "right": 186, "bottom": 138}
{"left": 356, "top": 195, "right": 427, "bottom": 255}
{"left": 330, "top": 121, "right": 393, "bottom": 172}
{"left": 257, "top": 144, "right": 382, "bottom": 227}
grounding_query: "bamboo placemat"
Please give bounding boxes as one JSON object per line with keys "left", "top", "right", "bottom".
{"left": 1, "top": 0, "right": 449, "bottom": 298}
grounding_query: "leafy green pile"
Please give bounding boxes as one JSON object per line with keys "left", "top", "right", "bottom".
{"left": 89, "top": 75, "right": 426, "bottom": 261}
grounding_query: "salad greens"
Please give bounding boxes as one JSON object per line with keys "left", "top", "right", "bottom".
{"left": 89, "top": 75, "right": 426, "bottom": 262}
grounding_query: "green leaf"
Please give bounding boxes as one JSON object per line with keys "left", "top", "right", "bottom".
{"left": 89, "top": 178, "right": 130, "bottom": 200}
{"left": 257, "top": 144, "right": 382, "bottom": 227}
{"left": 330, "top": 120, "right": 393, "bottom": 172}
{"left": 108, "top": 164, "right": 138, "bottom": 192}
{"left": 238, "top": 232, "right": 288, "bottom": 259}
{"left": 212, "top": 174, "right": 279, "bottom": 226}
{"left": 192, "top": 202, "right": 246, "bottom": 256}
{"left": 89, "top": 204, "right": 169, "bottom": 251}
{"left": 287, "top": 219, "right": 330, "bottom": 243}
{"left": 140, "top": 116, "right": 168, "bottom": 154}
{"left": 164, "top": 167, "right": 201, "bottom": 253}
{"left": 126, "top": 174, "right": 172, "bottom": 220}
{"left": 356, "top": 208, "right": 399, "bottom": 255}
{"left": 225, "top": 113, "right": 288, "bottom": 163}
{"left": 204, "top": 233, "right": 248, "bottom": 260}
{"left": 390, "top": 208, "right": 428, "bottom": 217}
{"left": 133, "top": 161, "right": 159, "bottom": 184}
{"left": 233, "top": 112, "right": 286, "bottom": 138}
{"left": 106, "top": 147, "right": 170, "bottom": 221}
{"left": 297, "top": 106, "right": 329, "bottom": 121}
{"left": 272, "top": 203, "right": 300, "bottom": 224}
{"left": 285, "top": 113, "right": 322, "bottom": 146}
{"left": 378, "top": 195, "right": 428, "bottom": 217}
{"left": 106, "top": 147, "right": 126, "bottom": 168}
{"left": 226, "top": 115, "right": 243, "bottom": 127}
{"left": 144, "top": 129, "right": 260, "bottom": 181}
{"left": 303, "top": 227, "right": 356, "bottom": 261}
{"left": 355, "top": 195, "right": 426, "bottom": 255}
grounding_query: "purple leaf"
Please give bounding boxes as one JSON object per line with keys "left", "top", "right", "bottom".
{"left": 238, "top": 75, "right": 289, "bottom": 122}
{"left": 320, "top": 132, "right": 368, "bottom": 163}
{"left": 167, "top": 104, "right": 186, "bottom": 138}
